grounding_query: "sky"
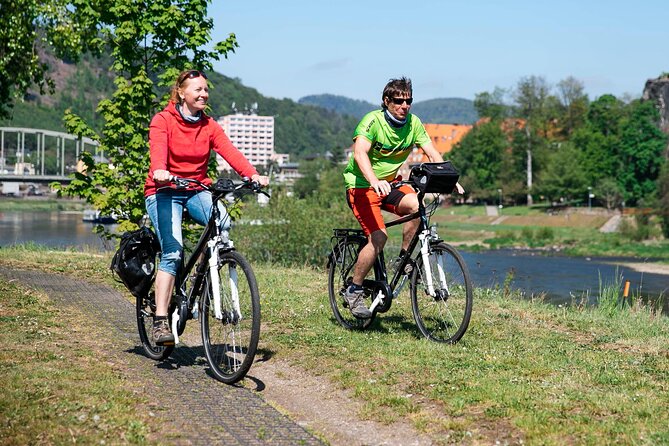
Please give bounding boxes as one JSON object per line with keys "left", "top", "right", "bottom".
{"left": 208, "top": 0, "right": 668, "bottom": 104}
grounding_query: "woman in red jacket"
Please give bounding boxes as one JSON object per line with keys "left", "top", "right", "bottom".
{"left": 144, "top": 69, "right": 269, "bottom": 345}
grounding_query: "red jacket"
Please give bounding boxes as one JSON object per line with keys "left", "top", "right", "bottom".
{"left": 144, "top": 101, "right": 258, "bottom": 196}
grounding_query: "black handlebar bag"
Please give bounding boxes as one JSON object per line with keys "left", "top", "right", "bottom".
{"left": 409, "top": 161, "right": 460, "bottom": 193}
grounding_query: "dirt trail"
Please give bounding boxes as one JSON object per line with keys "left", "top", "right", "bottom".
{"left": 250, "top": 359, "right": 434, "bottom": 446}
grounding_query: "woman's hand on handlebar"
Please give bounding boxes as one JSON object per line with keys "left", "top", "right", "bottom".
{"left": 251, "top": 174, "right": 270, "bottom": 187}
{"left": 152, "top": 169, "right": 171, "bottom": 184}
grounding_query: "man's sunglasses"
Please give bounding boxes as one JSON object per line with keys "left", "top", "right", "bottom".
{"left": 390, "top": 97, "right": 413, "bottom": 105}
{"left": 179, "top": 70, "right": 208, "bottom": 84}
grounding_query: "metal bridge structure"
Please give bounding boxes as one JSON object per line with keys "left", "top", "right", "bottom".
{"left": 0, "top": 127, "right": 102, "bottom": 184}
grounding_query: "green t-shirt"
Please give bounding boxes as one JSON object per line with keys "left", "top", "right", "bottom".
{"left": 343, "top": 110, "right": 431, "bottom": 189}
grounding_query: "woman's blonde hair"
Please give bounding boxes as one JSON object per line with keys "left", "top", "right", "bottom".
{"left": 169, "top": 70, "right": 208, "bottom": 103}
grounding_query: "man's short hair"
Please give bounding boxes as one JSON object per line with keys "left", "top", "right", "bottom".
{"left": 381, "top": 77, "right": 412, "bottom": 109}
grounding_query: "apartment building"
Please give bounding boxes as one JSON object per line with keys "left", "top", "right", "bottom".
{"left": 216, "top": 111, "right": 276, "bottom": 172}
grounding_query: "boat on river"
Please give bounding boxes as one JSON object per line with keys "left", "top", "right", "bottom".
{"left": 82, "top": 209, "right": 117, "bottom": 224}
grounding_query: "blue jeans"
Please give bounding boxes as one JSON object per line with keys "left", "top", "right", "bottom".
{"left": 145, "top": 189, "right": 230, "bottom": 276}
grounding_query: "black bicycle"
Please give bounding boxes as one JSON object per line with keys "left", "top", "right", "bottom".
{"left": 136, "top": 177, "right": 267, "bottom": 384}
{"left": 327, "top": 177, "right": 473, "bottom": 343}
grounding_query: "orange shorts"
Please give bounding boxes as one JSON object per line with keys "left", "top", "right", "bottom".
{"left": 346, "top": 184, "right": 415, "bottom": 236}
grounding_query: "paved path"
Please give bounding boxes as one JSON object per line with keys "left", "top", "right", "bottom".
{"left": 0, "top": 266, "right": 324, "bottom": 446}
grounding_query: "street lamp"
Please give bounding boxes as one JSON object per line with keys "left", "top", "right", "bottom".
{"left": 497, "top": 189, "right": 503, "bottom": 210}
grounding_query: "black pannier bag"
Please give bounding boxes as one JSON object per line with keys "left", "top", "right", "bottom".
{"left": 110, "top": 226, "right": 160, "bottom": 298}
{"left": 409, "top": 161, "right": 460, "bottom": 194}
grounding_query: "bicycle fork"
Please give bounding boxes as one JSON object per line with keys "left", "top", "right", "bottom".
{"left": 419, "top": 228, "right": 449, "bottom": 297}
{"left": 207, "top": 237, "right": 242, "bottom": 322}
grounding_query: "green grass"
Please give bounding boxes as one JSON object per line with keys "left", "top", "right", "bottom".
{"left": 0, "top": 271, "right": 158, "bottom": 445}
{"left": 1, "top": 246, "right": 669, "bottom": 445}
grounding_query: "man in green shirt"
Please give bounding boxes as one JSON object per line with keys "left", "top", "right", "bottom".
{"left": 342, "top": 77, "right": 463, "bottom": 318}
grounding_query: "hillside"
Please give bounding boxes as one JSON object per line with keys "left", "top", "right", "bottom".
{"left": 410, "top": 97, "right": 479, "bottom": 124}
{"left": 298, "top": 94, "right": 376, "bottom": 119}
{"left": 299, "top": 93, "right": 478, "bottom": 124}
{"left": 0, "top": 56, "right": 357, "bottom": 160}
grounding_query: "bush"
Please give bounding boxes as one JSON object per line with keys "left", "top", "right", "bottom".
{"left": 535, "top": 227, "right": 555, "bottom": 241}
{"left": 233, "top": 193, "right": 357, "bottom": 267}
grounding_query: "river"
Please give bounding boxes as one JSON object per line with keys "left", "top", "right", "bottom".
{"left": 1, "top": 210, "right": 667, "bottom": 309}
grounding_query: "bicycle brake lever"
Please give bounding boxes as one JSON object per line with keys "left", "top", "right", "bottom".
{"left": 172, "top": 177, "right": 189, "bottom": 189}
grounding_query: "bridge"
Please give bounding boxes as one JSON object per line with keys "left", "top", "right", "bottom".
{"left": 0, "top": 127, "right": 102, "bottom": 185}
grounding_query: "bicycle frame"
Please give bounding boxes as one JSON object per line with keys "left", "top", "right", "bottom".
{"left": 168, "top": 179, "right": 242, "bottom": 344}
{"left": 359, "top": 190, "right": 446, "bottom": 314}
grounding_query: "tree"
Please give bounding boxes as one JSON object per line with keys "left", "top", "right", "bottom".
{"left": 658, "top": 164, "right": 669, "bottom": 237}
{"left": 595, "top": 177, "right": 623, "bottom": 211}
{"left": 536, "top": 142, "right": 588, "bottom": 202}
{"left": 449, "top": 120, "right": 507, "bottom": 201}
{"left": 587, "top": 94, "right": 625, "bottom": 137}
{"left": 55, "top": 0, "right": 238, "bottom": 233}
{"left": 473, "top": 87, "right": 508, "bottom": 121}
{"left": 556, "top": 76, "right": 589, "bottom": 136}
{"left": 0, "top": 1, "right": 98, "bottom": 118}
{"left": 512, "top": 76, "right": 552, "bottom": 205}
{"left": 617, "top": 100, "right": 668, "bottom": 205}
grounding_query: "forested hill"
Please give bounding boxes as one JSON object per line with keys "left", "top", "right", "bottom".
{"left": 0, "top": 55, "right": 357, "bottom": 160}
{"left": 299, "top": 94, "right": 479, "bottom": 124}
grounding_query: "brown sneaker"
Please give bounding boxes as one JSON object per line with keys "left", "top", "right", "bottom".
{"left": 153, "top": 319, "right": 175, "bottom": 345}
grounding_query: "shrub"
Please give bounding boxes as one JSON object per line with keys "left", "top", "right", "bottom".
{"left": 233, "top": 193, "right": 356, "bottom": 267}
{"left": 535, "top": 227, "right": 555, "bottom": 241}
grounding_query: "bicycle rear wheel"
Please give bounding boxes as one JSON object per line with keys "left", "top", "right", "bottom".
{"left": 136, "top": 291, "right": 174, "bottom": 360}
{"left": 201, "top": 250, "right": 260, "bottom": 384}
{"left": 410, "top": 242, "right": 473, "bottom": 343}
{"left": 327, "top": 238, "right": 374, "bottom": 330}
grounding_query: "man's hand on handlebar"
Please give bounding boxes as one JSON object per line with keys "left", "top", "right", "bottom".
{"left": 371, "top": 179, "right": 391, "bottom": 197}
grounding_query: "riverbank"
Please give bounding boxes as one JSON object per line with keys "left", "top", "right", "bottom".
{"left": 0, "top": 196, "right": 86, "bottom": 212}
{"left": 432, "top": 205, "right": 669, "bottom": 262}
{"left": 609, "top": 260, "right": 669, "bottom": 275}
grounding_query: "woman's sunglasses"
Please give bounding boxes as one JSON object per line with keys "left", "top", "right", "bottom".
{"left": 390, "top": 97, "right": 413, "bottom": 105}
{"left": 179, "top": 70, "right": 208, "bottom": 85}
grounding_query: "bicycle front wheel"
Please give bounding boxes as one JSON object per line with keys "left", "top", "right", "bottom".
{"left": 201, "top": 250, "right": 260, "bottom": 384}
{"left": 410, "top": 242, "right": 473, "bottom": 343}
{"left": 327, "top": 238, "right": 375, "bottom": 330}
{"left": 136, "top": 291, "right": 174, "bottom": 360}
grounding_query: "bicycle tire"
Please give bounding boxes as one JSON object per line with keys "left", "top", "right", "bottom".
{"left": 327, "top": 238, "right": 375, "bottom": 330}
{"left": 201, "top": 250, "right": 260, "bottom": 384}
{"left": 410, "top": 242, "right": 473, "bottom": 343}
{"left": 135, "top": 292, "right": 174, "bottom": 360}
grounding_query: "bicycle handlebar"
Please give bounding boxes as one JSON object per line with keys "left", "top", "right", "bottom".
{"left": 168, "top": 176, "right": 270, "bottom": 198}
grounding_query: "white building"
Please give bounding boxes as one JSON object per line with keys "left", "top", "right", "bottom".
{"left": 217, "top": 111, "right": 276, "bottom": 172}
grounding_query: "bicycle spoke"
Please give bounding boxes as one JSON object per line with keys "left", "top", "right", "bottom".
{"left": 328, "top": 238, "right": 375, "bottom": 330}
{"left": 411, "top": 243, "right": 472, "bottom": 343}
{"left": 135, "top": 291, "right": 174, "bottom": 360}
{"left": 201, "top": 251, "right": 260, "bottom": 384}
